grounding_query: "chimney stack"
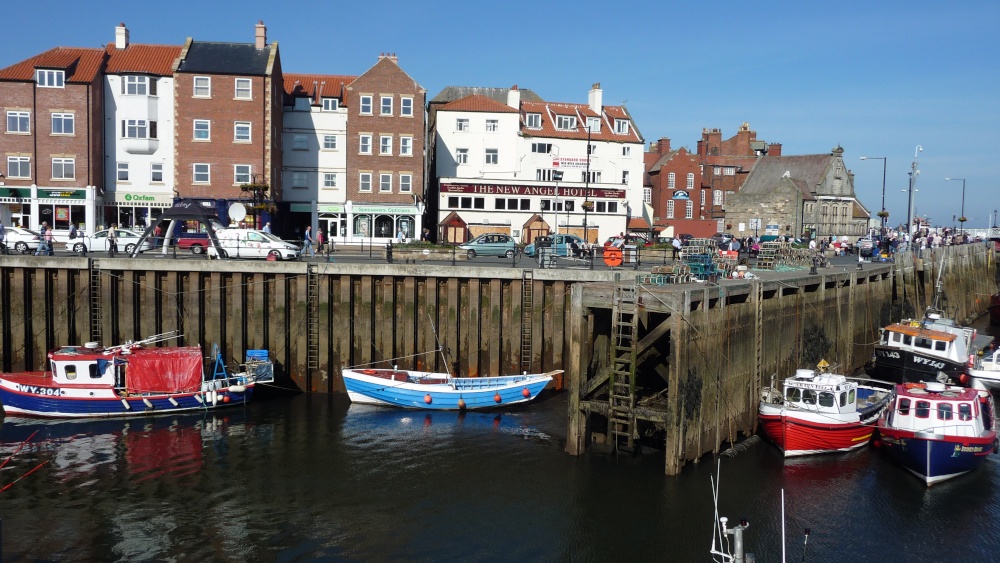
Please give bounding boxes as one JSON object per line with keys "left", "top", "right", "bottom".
{"left": 588, "top": 82, "right": 603, "bottom": 114}
{"left": 255, "top": 21, "right": 267, "bottom": 49}
{"left": 507, "top": 84, "right": 521, "bottom": 109}
{"left": 115, "top": 22, "right": 129, "bottom": 50}
{"left": 657, "top": 138, "right": 671, "bottom": 155}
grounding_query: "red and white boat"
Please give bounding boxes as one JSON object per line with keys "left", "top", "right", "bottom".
{"left": 759, "top": 362, "right": 895, "bottom": 457}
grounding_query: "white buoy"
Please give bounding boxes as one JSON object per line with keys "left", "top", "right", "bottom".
{"left": 229, "top": 384, "right": 247, "bottom": 393}
{"left": 210, "top": 391, "right": 218, "bottom": 405}
{"left": 168, "top": 397, "right": 179, "bottom": 407}
{"left": 120, "top": 398, "right": 131, "bottom": 410}
{"left": 194, "top": 394, "right": 204, "bottom": 404}
{"left": 142, "top": 398, "right": 153, "bottom": 409}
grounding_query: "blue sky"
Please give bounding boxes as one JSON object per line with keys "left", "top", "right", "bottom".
{"left": 6, "top": 1, "right": 999, "bottom": 228}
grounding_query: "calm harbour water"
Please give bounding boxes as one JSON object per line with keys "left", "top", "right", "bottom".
{"left": 2, "top": 322, "right": 999, "bottom": 562}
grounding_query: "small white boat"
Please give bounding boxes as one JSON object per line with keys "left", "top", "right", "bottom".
{"left": 967, "top": 348, "right": 1000, "bottom": 392}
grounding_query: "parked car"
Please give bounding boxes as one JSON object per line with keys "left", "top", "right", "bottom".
{"left": 206, "top": 228, "right": 300, "bottom": 260}
{"left": 459, "top": 233, "right": 518, "bottom": 259}
{"left": 1, "top": 226, "right": 43, "bottom": 253}
{"left": 65, "top": 228, "right": 153, "bottom": 254}
{"left": 176, "top": 232, "right": 210, "bottom": 254}
{"left": 711, "top": 232, "right": 734, "bottom": 247}
{"left": 523, "top": 233, "right": 588, "bottom": 257}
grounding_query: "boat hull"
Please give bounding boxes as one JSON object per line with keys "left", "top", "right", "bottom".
{"left": 0, "top": 382, "right": 254, "bottom": 418}
{"left": 343, "top": 370, "right": 551, "bottom": 410}
{"left": 758, "top": 412, "right": 878, "bottom": 457}
{"left": 876, "top": 429, "right": 996, "bottom": 485}
{"left": 870, "top": 345, "right": 965, "bottom": 384}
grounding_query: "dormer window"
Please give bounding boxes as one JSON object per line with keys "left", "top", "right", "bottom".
{"left": 322, "top": 98, "right": 339, "bottom": 111}
{"left": 615, "top": 119, "right": 629, "bottom": 134}
{"left": 586, "top": 117, "right": 601, "bottom": 133}
{"left": 526, "top": 113, "right": 541, "bottom": 129}
{"left": 36, "top": 69, "right": 65, "bottom": 88}
{"left": 556, "top": 115, "right": 576, "bottom": 130}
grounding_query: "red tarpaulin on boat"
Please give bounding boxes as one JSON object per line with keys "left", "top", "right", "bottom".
{"left": 124, "top": 347, "right": 204, "bottom": 393}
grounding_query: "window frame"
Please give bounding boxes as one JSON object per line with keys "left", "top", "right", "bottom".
{"left": 323, "top": 135, "right": 337, "bottom": 150}
{"left": 116, "top": 162, "right": 129, "bottom": 182}
{"left": 359, "top": 172, "right": 372, "bottom": 192}
{"left": 526, "top": 113, "right": 541, "bottom": 129}
{"left": 51, "top": 157, "right": 75, "bottom": 180}
{"left": 234, "top": 121, "right": 252, "bottom": 143}
{"left": 123, "top": 75, "right": 149, "bottom": 96}
{"left": 667, "top": 172, "right": 675, "bottom": 189}
{"left": 486, "top": 119, "right": 498, "bottom": 132}
{"left": 234, "top": 78, "right": 252, "bottom": 100}
{"left": 556, "top": 115, "right": 576, "bottom": 130}
{"left": 456, "top": 118, "right": 469, "bottom": 132}
{"left": 379, "top": 173, "right": 392, "bottom": 192}
{"left": 615, "top": 119, "right": 629, "bottom": 134}
{"left": 380, "top": 135, "right": 393, "bottom": 156}
{"left": 293, "top": 134, "right": 309, "bottom": 151}
{"left": 6, "top": 111, "right": 30, "bottom": 134}
{"left": 400, "top": 173, "right": 412, "bottom": 193}
{"left": 193, "top": 76, "right": 211, "bottom": 98}
{"left": 400, "top": 97, "right": 413, "bottom": 117}
{"left": 7, "top": 156, "right": 30, "bottom": 178}
{"left": 51, "top": 112, "right": 74, "bottom": 135}
{"left": 380, "top": 95, "right": 393, "bottom": 116}
{"left": 485, "top": 148, "right": 498, "bottom": 165}
{"left": 35, "top": 69, "right": 65, "bottom": 88}
{"left": 193, "top": 163, "right": 210, "bottom": 184}
{"left": 323, "top": 173, "right": 337, "bottom": 188}
{"left": 322, "top": 98, "right": 339, "bottom": 111}
{"left": 150, "top": 163, "right": 163, "bottom": 183}
{"left": 400, "top": 136, "right": 413, "bottom": 156}
{"left": 193, "top": 120, "right": 210, "bottom": 141}
{"left": 455, "top": 148, "right": 469, "bottom": 164}
{"left": 359, "top": 134, "right": 372, "bottom": 155}
{"left": 359, "top": 95, "right": 373, "bottom": 115}
{"left": 292, "top": 171, "right": 308, "bottom": 189}
{"left": 234, "top": 164, "right": 251, "bottom": 185}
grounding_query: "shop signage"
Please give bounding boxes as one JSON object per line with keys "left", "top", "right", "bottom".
{"left": 318, "top": 204, "right": 345, "bottom": 213}
{"left": 39, "top": 189, "right": 85, "bottom": 199}
{"left": 552, "top": 156, "right": 594, "bottom": 169}
{"left": 109, "top": 192, "right": 173, "bottom": 205}
{"left": 0, "top": 188, "right": 29, "bottom": 199}
{"left": 353, "top": 205, "right": 417, "bottom": 215}
{"left": 441, "top": 183, "right": 625, "bottom": 199}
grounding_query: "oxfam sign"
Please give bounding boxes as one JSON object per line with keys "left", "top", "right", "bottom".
{"left": 124, "top": 193, "right": 157, "bottom": 202}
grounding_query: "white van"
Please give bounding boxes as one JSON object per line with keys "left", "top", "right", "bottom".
{"left": 206, "top": 229, "right": 301, "bottom": 260}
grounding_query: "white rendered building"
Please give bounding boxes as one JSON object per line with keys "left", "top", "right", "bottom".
{"left": 433, "top": 83, "right": 645, "bottom": 244}
{"left": 281, "top": 75, "right": 354, "bottom": 243}
{"left": 102, "top": 24, "right": 181, "bottom": 230}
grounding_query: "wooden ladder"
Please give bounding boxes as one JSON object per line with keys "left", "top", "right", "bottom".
{"left": 90, "top": 258, "right": 102, "bottom": 343}
{"left": 520, "top": 269, "right": 534, "bottom": 373}
{"left": 306, "top": 264, "right": 319, "bottom": 371}
{"left": 609, "top": 281, "right": 638, "bottom": 452}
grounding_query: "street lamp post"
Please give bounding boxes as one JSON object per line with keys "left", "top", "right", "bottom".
{"left": 552, "top": 170, "right": 563, "bottom": 235}
{"left": 906, "top": 145, "right": 922, "bottom": 238}
{"left": 944, "top": 177, "right": 966, "bottom": 236}
{"left": 860, "top": 156, "right": 887, "bottom": 236}
{"left": 583, "top": 124, "right": 592, "bottom": 244}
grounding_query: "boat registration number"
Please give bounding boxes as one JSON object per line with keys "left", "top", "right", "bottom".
{"left": 16, "top": 384, "right": 66, "bottom": 396}
{"left": 911, "top": 357, "right": 946, "bottom": 369}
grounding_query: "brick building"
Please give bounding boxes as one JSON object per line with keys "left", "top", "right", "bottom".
{"left": 0, "top": 46, "right": 106, "bottom": 234}
{"left": 645, "top": 139, "right": 712, "bottom": 238}
{"left": 344, "top": 54, "right": 426, "bottom": 242}
{"left": 172, "top": 22, "right": 283, "bottom": 228}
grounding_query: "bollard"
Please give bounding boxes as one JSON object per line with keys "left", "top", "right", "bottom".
{"left": 386, "top": 241, "right": 394, "bottom": 264}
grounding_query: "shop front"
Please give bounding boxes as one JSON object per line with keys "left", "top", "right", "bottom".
{"left": 0, "top": 185, "right": 98, "bottom": 237}
{"left": 350, "top": 203, "right": 422, "bottom": 244}
{"left": 103, "top": 191, "right": 176, "bottom": 231}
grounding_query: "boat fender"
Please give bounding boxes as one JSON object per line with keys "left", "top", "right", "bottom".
{"left": 457, "top": 397, "right": 466, "bottom": 410}
{"left": 424, "top": 393, "right": 433, "bottom": 405}
{"left": 230, "top": 384, "right": 247, "bottom": 393}
{"left": 194, "top": 394, "right": 204, "bottom": 404}
{"left": 522, "top": 387, "right": 531, "bottom": 399}
{"left": 994, "top": 438, "right": 999, "bottom": 455}
{"left": 210, "top": 391, "right": 218, "bottom": 405}
{"left": 222, "top": 394, "right": 231, "bottom": 403}
{"left": 120, "top": 398, "right": 131, "bottom": 410}
{"left": 169, "top": 397, "right": 179, "bottom": 407}
{"left": 494, "top": 392, "right": 502, "bottom": 404}
{"left": 142, "top": 397, "right": 153, "bottom": 409}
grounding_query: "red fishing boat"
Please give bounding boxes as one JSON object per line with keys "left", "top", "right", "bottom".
{"left": 759, "top": 361, "right": 894, "bottom": 457}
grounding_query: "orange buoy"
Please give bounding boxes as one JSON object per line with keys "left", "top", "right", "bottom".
{"left": 424, "top": 393, "right": 433, "bottom": 404}
{"left": 222, "top": 394, "right": 230, "bottom": 403}
{"left": 603, "top": 247, "right": 623, "bottom": 267}
{"left": 521, "top": 387, "right": 531, "bottom": 398}
{"left": 494, "top": 392, "right": 502, "bottom": 403}
{"left": 457, "top": 397, "right": 467, "bottom": 410}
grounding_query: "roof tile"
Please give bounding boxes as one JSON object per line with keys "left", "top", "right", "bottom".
{"left": 0, "top": 47, "right": 107, "bottom": 83}
{"left": 105, "top": 44, "right": 182, "bottom": 76}
{"left": 439, "top": 94, "right": 518, "bottom": 113}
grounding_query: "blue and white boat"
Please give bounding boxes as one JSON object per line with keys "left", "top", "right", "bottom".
{"left": 342, "top": 367, "right": 556, "bottom": 410}
{"left": 0, "top": 332, "right": 273, "bottom": 418}
{"left": 876, "top": 381, "right": 999, "bottom": 486}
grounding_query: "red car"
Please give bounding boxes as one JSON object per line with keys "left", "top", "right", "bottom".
{"left": 176, "top": 232, "right": 210, "bottom": 254}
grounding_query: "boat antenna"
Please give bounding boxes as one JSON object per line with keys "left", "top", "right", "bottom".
{"left": 427, "top": 313, "right": 451, "bottom": 377}
{"left": 103, "top": 330, "right": 182, "bottom": 354}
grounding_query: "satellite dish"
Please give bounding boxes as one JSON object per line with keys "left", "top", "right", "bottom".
{"left": 228, "top": 202, "right": 247, "bottom": 223}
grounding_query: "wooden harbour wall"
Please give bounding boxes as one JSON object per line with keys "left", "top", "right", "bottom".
{"left": 0, "top": 244, "right": 993, "bottom": 475}
{"left": 567, "top": 243, "right": 996, "bottom": 474}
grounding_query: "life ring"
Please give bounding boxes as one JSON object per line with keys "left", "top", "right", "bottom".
{"left": 361, "top": 369, "right": 376, "bottom": 375}
{"left": 903, "top": 382, "right": 925, "bottom": 390}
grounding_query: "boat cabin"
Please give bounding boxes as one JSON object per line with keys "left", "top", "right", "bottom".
{"left": 782, "top": 370, "right": 861, "bottom": 414}
{"left": 889, "top": 383, "right": 987, "bottom": 436}
{"left": 48, "top": 344, "right": 116, "bottom": 387}
{"left": 879, "top": 324, "right": 967, "bottom": 363}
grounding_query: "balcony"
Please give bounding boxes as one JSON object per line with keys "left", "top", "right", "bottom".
{"left": 123, "top": 137, "right": 160, "bottom": 155}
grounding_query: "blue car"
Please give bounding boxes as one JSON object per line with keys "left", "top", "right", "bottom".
{"left": 523, "top": 234, "right": 588, "bottom": 257}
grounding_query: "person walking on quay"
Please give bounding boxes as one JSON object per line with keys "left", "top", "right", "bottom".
{"left": 34, "top": 222, "right": 50, "bottom": 256}
{"left": 44, "top": 225, "right": 55, "bottom": 256}
{"left": 316, "top": 228, "right": 325, "bottom": 254}
{"left": 263, "top": 221, "right": 272, "bottom": 234}
{"left": 671, "top": 236, "right": 682, "bottom": 261}
{"left": 108, "top": 225, "right": 118, "bottom": 258}
{"left": 303, "top": 225, "right": 314, "bottom": 258}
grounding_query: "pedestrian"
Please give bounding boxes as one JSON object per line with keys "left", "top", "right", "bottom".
{"left": 35, "top": 222, "right": 50, "bottom": 256}
{"left": 153, "top": 224, "right": 162, "bottom": 247}
{"left": 108, "top": 224, "right": 118, "bottom": 257}
{"left": 0, "top": 219, "right": 6, "bottom": 254}
{"left": 671, "top": 236, "right": 682, "bottom": 261}
{"left": 421, "top": 228, "right": 431, "bottom": 242}
{"left": 69, "top": 222, "right": 78, "bottom": 241}
{"left": 397, "top": 228, "right": 405, "bottom": 243}
{"left": 316, "top": 228, "right": 325, "bottom": 254}
{"left": 303, "top": 225, "right": 314, "bottom": 258}
{"left": 263, "top": 221, "right": 272, "bottom": 234}
{"left": 44, "top": 225, "right": 55, "bottom": 256}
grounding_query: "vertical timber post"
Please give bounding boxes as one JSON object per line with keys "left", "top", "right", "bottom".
{"left": 566, "top": 283, "right": 585, "bottom": 455}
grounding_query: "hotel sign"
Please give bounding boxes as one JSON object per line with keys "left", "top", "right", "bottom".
{"left": 441, "top": 183, "right": 625, "bottom": 199}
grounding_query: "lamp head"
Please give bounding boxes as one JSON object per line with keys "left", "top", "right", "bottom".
{"left": 860, "top": 156, "right": 867, "bottom": 160}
